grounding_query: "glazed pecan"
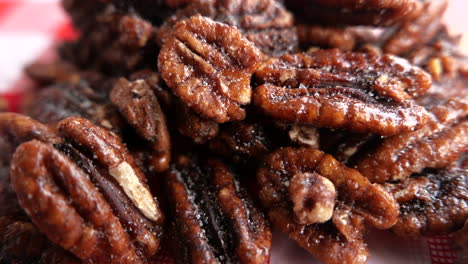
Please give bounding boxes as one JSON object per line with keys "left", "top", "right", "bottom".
{"left": 166, "top": 156, "right": 272, "bottom": 264}
{"left": 208, "top": 121, "right": 277, "bottom": 163}
{"left": 60, "top": 10, "right": 156, "bottom": 75}
{"left": 111, "top": 78, "right": 171, "bottom": 172}
{"left": 9, "top": 117, "right": 164, "bottom": 263}
{"left": 176, "top": 100, "right": 220, "bottom": 144}
{"left": 61, "top": 0, "right": 106, "bottom": 31}
{"left": 157, "top": 0, "right": 297, "bottom": 56}
{"left": 22, "top": 81, "right": 123, "bottom": 132}
{"left": 254, "top": 49, "right": 431, "bottom": 136}
{"left": 384, "top": 168, "right": 468, "bottom": 237}
{"left": 158, "top": 15, "right": 263, "bottom": 123}
{"left": 257, "top": 147, "right": 399, "bottom": 264}
{"left": 38, "top": 246, "right": 81, "bottom": 264}
{"left": 285, "top": 0, "right": 422, "bottom": 26}
{"left": 355, "top": 93, "right": 468, "bottom": 183}
{"left": 383, "top": 0, "right": 448, "bottom": 55}
{"left": 25, "top": 61, "right": 80, "bottom": 85}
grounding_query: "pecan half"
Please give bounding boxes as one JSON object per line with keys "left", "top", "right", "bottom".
{"left": 158, "top": 15, "right": 263, "bottom": 123}
{"left": 355, "top": 93, "right": 468, "bottom": 183}
{"left": 176, "top": 100, "right": 220, "bottom": 144}
{"left": 285, "top": 0, "right": 422, "bottom": 26}
{"left": 60, "top": 10, "right": 156, "bottom": 75}
{"left": 8, "top": 117, "right": 164, "bottom": 263}
{"left": 384, "top": 168, "right": 468, "bottom": 237}
{"left": 157, "top": 0, "right": 297, "bottom": 56}
{"left": 111, "top": 78, "right": 171, "bottom": 172}
{"left": 166, "top": 156, "right": 272, "bottom": 264}
{"left": 254, "top": 49, "right": 431, "bottom": 135}
{"left": 22, "top": 81, "right": 123, "bottom": 132}
{"left": 257, "top": 147, "right": 399, "bottom": 264}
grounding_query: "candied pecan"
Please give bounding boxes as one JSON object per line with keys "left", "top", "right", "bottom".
{"left": 111, "top": 78, "right": 171, "bottom": 172}
{"left": 158, "top": 15, "right": 263, "bottom": 123}
{"left": 254, "top": 49, "right": 431, "bottom": 136}
{"left": 296, "top": 25, "right": 357, "bottom": 51}
{"left": 208, "top": 121, "right": 277, "bottom": 162}
{"left": 61, "top": 0, "right": 107, "bottom": 31}
{"left": 383, "top": 0, "right": 448, "bottom": 55}
{"left": 22, "top": 82, "right": 124, "bottom": 132}
{"left": 355, "top": 93, "right": 468, "bottom": 183}
{"left": 176, "top": 101, "right": 219, "bottom": 144}
{"left": 257, "top": 147, "right": 399, "bottom": 264}
{"left": 0, "top": 113, "right": 60, "bottom": 156}
{"left": 129, "top": 70, "right": 175, "bottom": 111}
{"left": 166, "top": 156, "right": 272, "bottom": 264}
{"left": 60, "top": 10, "right": 157, "bottom": 75}
{"left": 384, "top": 168, "right": 468, "bottom": 237}
{"left": 39, "top": 247, "right": 81, "bottom": 264}
{"left": 25, "top": 61, "right": 80, "bottom": 85}
{"left": 157, "top": 0, "right": 297, "bottom": 56}
{"left": 285, "top": 0, "right": 422, "bottom": 26}
{"left": 9, "top": 117, "right": 164, "bottom": 263}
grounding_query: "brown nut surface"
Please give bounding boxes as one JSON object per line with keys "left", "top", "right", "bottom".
{"left": 176, "top": 100, "right": 220, "bottom": 144}
{"left": 157, "top": 0, "right": 297, "bottom": 56}
{"left": 384, "top": 168, "right": 468, "bottom": 237}
{"left": 22, "top": 81, "right": 123, "bottom": 132}
{"left": 158, "top": 15, "right": 263, "bottom": 123}
{"left": 9, "top": 116, "right": 164, "bottom": 263}
{"left": 285, "top": 0, "right": 422, "bottom": 26}
{"left": 383, "top": 0, "right": 448, "bottom": 55}
{"left": 355, "top": 93, "right": 468, "bottom": 183}
{"left": 111, "top": 78, "right": 171, "bottom": 172}
{"left": 254, "top": 49, "right": 431, "bottom": 136}
{"left": 257, "top": 147, "right": 399, "bottom": 264}
{"left": 60, "top": 10, "right": 156, "bottom": 76}
{"left": 166, "top": 156, "right": 272, "bottom": 264}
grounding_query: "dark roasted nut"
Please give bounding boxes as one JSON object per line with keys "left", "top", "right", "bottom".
{"left": 297, "top": 25, "right": 357, "bottom": 51}
{"left": 158, "top": 15, "right": 263, "bottom": 123}
{"left": 111, "top": 78, "right": 171, "bottom": 172}
{"left": 60, "top": 11, "right": 157, "bottom": 75}
{"left": 254, "top": 49, "right": 431, "bottom": 136}
{"left": 176, "top": 101, "right": 219, "bottom": 144}
{"left": 257, "top": 147, "right": 399, "bottom": 264}
{"left": 129, "top": 70, "right": 175, "bottom": 111}
{"left": 22, "top": 82, "right": 124, "bottom": 132}
{"left": 384, "top": 168, "right": 468, "bottom": 237}
{"left": 285, "top": 0, "right": 422, "bottom": 26}
{"left": 157, "top": 0, "right": 297, "bottom": 56}
{"left": 208, "top": 121, "right": 276, "bottom": 163}
{"left": 0, "top": 113, "right": 60, "bottom": 156}
{"left": 11, "top": 140, "right": 142, "bottom": 263}
{"left": 356, "top": 94, "right": 468, "bottom": 183}
{"left": 0, "top": 175, "right": 52, "bottom": 264}
{"left": 8, "top": 116, "right": 164, "bottom": 263}
{"left": 39, "top": 246, "right": 81, "bottom": 264}
{"left": 25, "top": 61, "right": 80, "bottom": 85}
{"left": 382, "top": 0, "right": 448, "bottom": 55}
{"left": 61, "top": 0, "right": 106, "bottom": 31}
{"left": 166, "top": 156, "right": 272, "bottom": 264}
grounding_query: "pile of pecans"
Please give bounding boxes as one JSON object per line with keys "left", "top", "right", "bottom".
{"left": 0, "top": 0, "right": 467, "bottom": 263}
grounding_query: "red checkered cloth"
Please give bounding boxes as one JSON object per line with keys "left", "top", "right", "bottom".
{"left": 0, "top": 1, "right": 466, "bottom": 263}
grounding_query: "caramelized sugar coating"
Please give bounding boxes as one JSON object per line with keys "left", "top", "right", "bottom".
{"left": 6, "top": 116, "right": 164, "bottom": 263}
{"left": 208, "top": 121, "right": 277, "bottom": 163}
{"left": 60, "top": 10, "right": 156, "bottom": 76}
{"left": 166, "top": 156, "right": 272, "bottom": 264}
{"left": 23, "top": 81, "right": 123, "bottom": 132}
{"left": 285, "top": 0, "right": 422, "bottom": 26}
{"left": 383, "top": 0, "right": 448, "bottom": 55}
{"left": 158, "top": 15, "right": 263, "bottom": 123}
{"left": 254, "top": 49, "right": 431, "bottom": 135}
{"left": 111, "top": 78, "right": 171, "bottom": 172}
{"left": 356, "top": 94, "right": 468, "bottom": 183}
{"left": 157, "top": 0, "right": 297, "bottom": 56}
{"left": 176, "top": 100, "right": 220, "bottom": 144}
{"left": 257, "top": 147, "right": 399, "bottom": 264}
{"left": 385, "top": 168, "right": 468, "bottom": 237}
